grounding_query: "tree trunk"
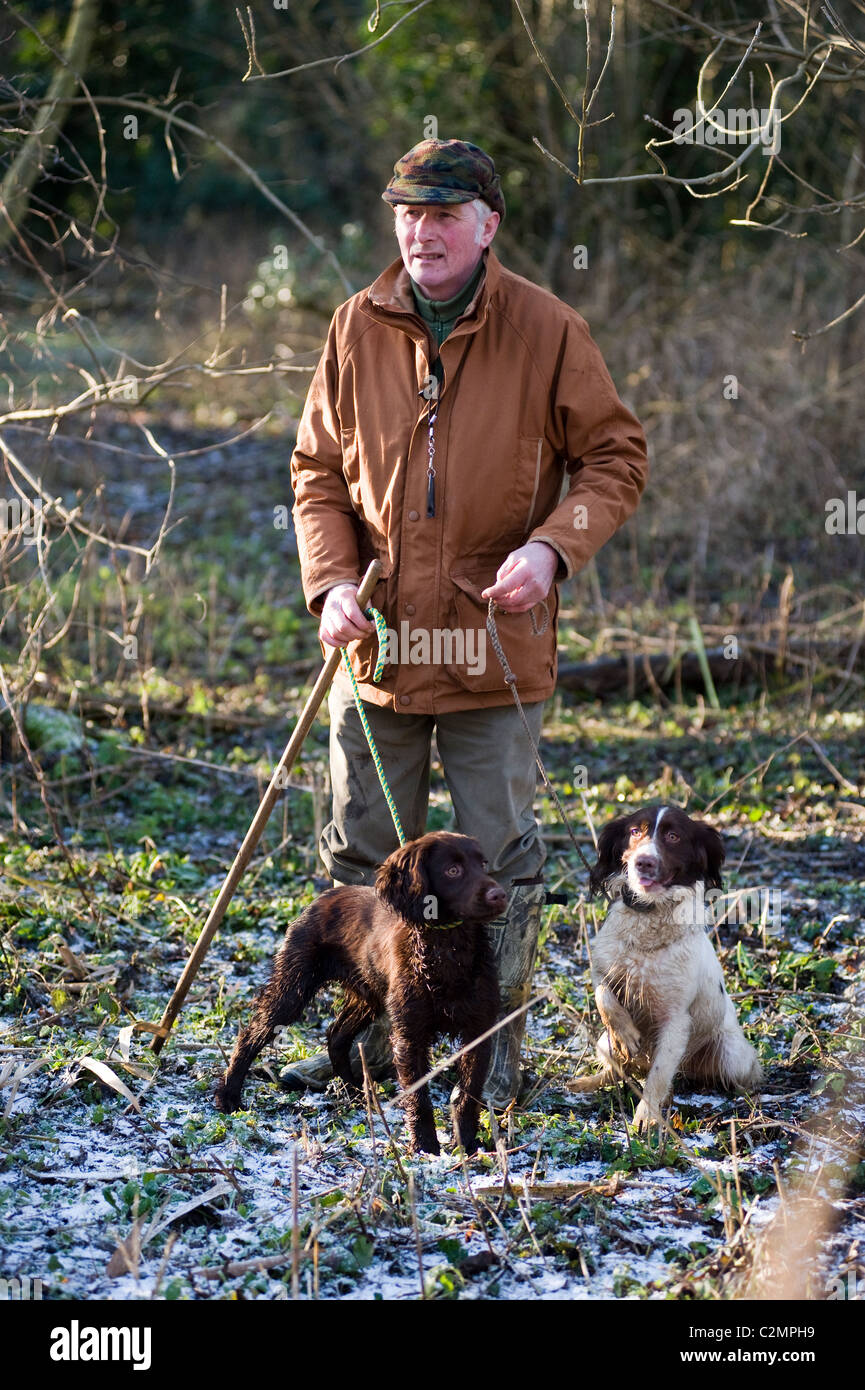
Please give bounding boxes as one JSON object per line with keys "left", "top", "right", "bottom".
{"left": 0, "top": 0, "right": 100, "bottom": 252}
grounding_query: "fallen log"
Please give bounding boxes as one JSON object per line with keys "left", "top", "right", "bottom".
{"left": 556, "top": 647, "right": 752, "bottom": 697}
{"left": 555, "top": 641, "right": 861, "bottom": 698}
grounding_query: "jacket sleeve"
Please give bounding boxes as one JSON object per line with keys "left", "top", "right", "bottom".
{"left": 290, "top": 316, "right": 363, "bottom": 613}
{"left": 528, "top": 312, "right": 649, "bottom": 580}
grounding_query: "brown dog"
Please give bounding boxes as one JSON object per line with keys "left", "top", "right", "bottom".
{"left": 214, "top": 832, "right": 505, "bottom": 1154}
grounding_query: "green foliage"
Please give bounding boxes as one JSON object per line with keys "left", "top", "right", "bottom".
{"left": 350, "top": 1235, "right": 375, "bottom": 1270}
{"left": 245, "top": 223, "right": 371, "bottom": 321}
{"left": 607, "top": 1131, "right": 683, "bottom": 1173}
{"left": 733, "top": 942, "right": 765, "bottom": 989}
{"left": 773, "top": 951, "right": 836, "bottom": 993}
{"left": 424, "top": 1262, "right": 465, "bottom": 1299}
{"left": 103, "top": 1172, "right": 169, "bottom": 1222}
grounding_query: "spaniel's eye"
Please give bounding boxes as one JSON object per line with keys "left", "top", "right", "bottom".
{"left": 665, "top": 831, "right": 680, "bottom": 843}
{"left": 629, "top": 825, "right": 645, "bottom": 838}
{"left": 445, "top": 864, "right": 462, "bottom": 877}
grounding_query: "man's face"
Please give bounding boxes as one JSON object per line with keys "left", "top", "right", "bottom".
{"left": 394, "top": 202, "right": 499, "bottom": 301}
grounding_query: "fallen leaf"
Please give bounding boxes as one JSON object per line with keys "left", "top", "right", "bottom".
{"left": 57, "top": 942, "right": 89, "bottom": 980}
{"left": 76, "top": 1057, "right": 141, "bottom": 1112}
{"left": 107, "top": 1220, "right": 142, "bottom": 1278}
{"left": 144, "top": 1181, "right": 232, "bottom": 1243}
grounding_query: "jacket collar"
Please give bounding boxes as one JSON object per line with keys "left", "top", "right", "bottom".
{"left": 410, "top": 258, "right": 484, "bottom": 324}
{"left": 362, "top": 247, "right": 502, "bottom": 334}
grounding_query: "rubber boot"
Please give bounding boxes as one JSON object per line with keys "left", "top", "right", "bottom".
{"left": 481, "top": 880, "right": 546, "bottom": 1108}
{"left": 279, "top": 1013, "right": 394, "bottom": 1092}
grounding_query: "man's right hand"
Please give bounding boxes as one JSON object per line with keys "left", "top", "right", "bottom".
{"left": 318, "top": 582, "right": 376, "bottom": 648}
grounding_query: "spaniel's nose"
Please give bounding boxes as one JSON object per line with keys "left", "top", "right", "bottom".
{"left": 634, "top": 854, "right": 659, "bottom": 876}
{"left": 485, "top": 885, "right": 507, "bottom": 911}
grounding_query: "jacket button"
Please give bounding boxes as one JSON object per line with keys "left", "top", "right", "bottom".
{"left": 399, "top": 694, "right": 411, "bottom": 705}
{"left": 408, "top": 510, "right": 419, "bottom": 521}
{"left": 405, "top": 603, "right": 416, "bottom": 615}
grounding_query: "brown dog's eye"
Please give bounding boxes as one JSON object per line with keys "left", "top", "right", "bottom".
{"left": 629, "top": 825, "right": 646, "bottom": 838}
{"left": 445, "top": 864, "right": 462, "bottom": 877}
{"left": 665, "top": 831, "right": 680, "bottom": 843}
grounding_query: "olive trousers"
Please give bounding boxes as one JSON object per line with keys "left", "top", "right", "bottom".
{"left": 319, "top": 673, "right": 546, "bottom": 889}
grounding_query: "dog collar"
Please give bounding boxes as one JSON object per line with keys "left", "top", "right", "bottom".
{"left": 422, "top": 918, "right": 506, "bottom": 931}
{"left": 620, "top": 885, "right": 657, "bottom": 913}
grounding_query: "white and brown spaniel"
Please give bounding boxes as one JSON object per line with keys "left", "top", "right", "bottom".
{"left": 568, "top": 804, "right": 762, "bottom": 1130}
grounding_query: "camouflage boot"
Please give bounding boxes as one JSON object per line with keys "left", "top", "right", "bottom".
{"left": 279, "top": 1013, "right": 394, "bottom": 1092}
{"left": 482, "top": 879, "right": 546, "bottom": 1108}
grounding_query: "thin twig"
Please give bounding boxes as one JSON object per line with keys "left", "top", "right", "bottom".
{"left": 407, "top": 1172, "right": 426, "bottom": 1300}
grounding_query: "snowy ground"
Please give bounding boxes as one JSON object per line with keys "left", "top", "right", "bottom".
{"left": 3, "top": 828, "right": 864, "bottom": 1302}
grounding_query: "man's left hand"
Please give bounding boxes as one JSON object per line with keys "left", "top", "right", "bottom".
{"left": 482, "top": 541, "right": 559, "bottom": 613}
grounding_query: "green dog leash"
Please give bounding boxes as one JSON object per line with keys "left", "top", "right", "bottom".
{"left": 340, "top": 607, "right": 406, "bottom": 847}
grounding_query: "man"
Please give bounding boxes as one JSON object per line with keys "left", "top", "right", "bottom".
{"left": 286, "top": 138, "right": 649, "bottom": 1106}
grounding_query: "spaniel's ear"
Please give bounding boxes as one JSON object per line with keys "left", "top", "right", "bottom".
{"left": 590, "top": 816, "right": 632, "bottom": 896}
{"left": 693, "top": 821, "right": 725, "bottom": 892}
{"left": 375, "top": 841, "right": 430, "bottom": 925}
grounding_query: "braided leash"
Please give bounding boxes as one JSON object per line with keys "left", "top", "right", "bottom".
{"left": 341, "top": 607, "right": 406, "bottom": 847}
{"left": 340, "top": 601, "right": 601, "bottom": 919}
{"left": 485, "top": 598, "right": 611, "bottom": 904}
{"left": 341, "top": 612, "right": 473, "bottom": 930}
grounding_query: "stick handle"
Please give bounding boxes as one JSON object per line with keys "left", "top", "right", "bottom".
{"left": 151, "top": 559, "right": 383, "bottom": 1054}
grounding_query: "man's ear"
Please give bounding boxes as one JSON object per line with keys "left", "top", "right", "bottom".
{"left": 478, "top": 210, "right": 500, "bottom": 249}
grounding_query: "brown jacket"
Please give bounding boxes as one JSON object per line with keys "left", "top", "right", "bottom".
{"left": 291, "top": 248, "right": 648, "bottom": 713}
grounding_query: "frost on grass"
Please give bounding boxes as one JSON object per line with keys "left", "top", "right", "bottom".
{"left": 2, "top": 702, "right": 864, "bottom": 1300}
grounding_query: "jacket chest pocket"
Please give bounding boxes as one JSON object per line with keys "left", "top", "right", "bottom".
{"left": 340, "top": 428, "right": 364, "bottom": 512}
{"left": 340, "top": 427, "right": 392, "bottom": 555}
{"left": 515, "top": 436, "right": 544, "bottom": 534}
{"left": 441, "top": 430, "right": 545, "bottom": 549}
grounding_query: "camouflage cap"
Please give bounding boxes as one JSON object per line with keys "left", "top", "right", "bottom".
{"left": 382, "top": 139, "right": 505, "bottom": 220}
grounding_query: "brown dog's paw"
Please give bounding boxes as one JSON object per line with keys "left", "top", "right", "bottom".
{"left": 213, "top": 1084, "right": 239, "bottom": 1113}
{"left": 453, "top": 1136, "right": 479, "bottom": 1157}
{"left": 410, "top": 1128, "right": 442, "bottom": 1157}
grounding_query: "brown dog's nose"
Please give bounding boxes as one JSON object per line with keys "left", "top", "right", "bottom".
{"left": 485, "top": 885, "right": 507, "bottom": 910}
{"left": 634, "top": 854, "right": 658, "bottom": 875}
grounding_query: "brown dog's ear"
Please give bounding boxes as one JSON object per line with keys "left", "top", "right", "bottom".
{"left": 590, "top": 815, "right": 632, "bottom": 896}
{"left": 375, "top": 841, "right": 431, "bottom": 925}
{"left": 693, "top": 821, "right": 725, "bottom": 891}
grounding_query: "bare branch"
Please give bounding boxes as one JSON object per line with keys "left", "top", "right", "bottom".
{"left": 239, "top": 0, "right": 434, "bottom": 82}
{"left": 792, "top": 285, "right": 865, "bottom": 340}
{"left": 235, "top": 6, "right": 265, "bottom": 80}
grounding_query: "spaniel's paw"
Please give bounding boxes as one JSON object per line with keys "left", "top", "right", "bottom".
{"left": 632, "top": 1097, "right": 663, "bottom": 1135}
{"left": 609, "top": 1020, "right": 642, "bottom": 1062}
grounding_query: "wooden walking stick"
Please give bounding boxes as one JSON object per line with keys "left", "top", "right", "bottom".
{"left": 150, "top": 559, "right": 382, "bottom": 1055}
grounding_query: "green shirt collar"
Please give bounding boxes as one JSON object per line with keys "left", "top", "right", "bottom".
{"left": 409, "top": 257, "right": 485, "bottom": 344}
